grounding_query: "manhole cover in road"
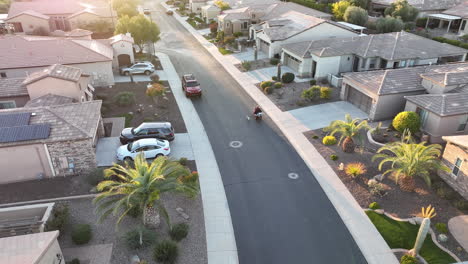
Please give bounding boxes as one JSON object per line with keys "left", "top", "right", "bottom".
{"left": 229, "top": 141, "right": 243, "bottom": 148}
{"left": 288, "top": 173, "right": 299, "bottom": 179}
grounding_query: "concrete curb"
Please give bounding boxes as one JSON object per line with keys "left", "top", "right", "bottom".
{"left": 161, "top": 2, "right": 398, "bottom": 263}
{"left": 155, "top": 52, "right": 239, "bottom": 264}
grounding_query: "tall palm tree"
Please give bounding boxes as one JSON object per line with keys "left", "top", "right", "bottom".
{"left": 93, "top": 154, "right": 198, "bottom": 244}
{"left": 324, "top": 114, "right": 370, "bottom": 153}
{"left": 372, "top": 138, "right": 448, "bottom": 191}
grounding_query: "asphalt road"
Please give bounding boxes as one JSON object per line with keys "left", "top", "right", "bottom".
{"left": 151, "top": 4, "right": 367, "bottom": 263}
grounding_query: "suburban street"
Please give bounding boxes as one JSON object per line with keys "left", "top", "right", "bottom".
{"left": 151, "top": 3, "right": 367, "bottom": 263}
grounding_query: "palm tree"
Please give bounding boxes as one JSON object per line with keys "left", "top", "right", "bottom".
{"left": 93, "top": 153, "right": 198, "bottom": 244}
{"left": 372, "top": 136, "right": 448, "bottom": 191}
{"left": 324, "top": 114, "right": 370, "bottom": 153}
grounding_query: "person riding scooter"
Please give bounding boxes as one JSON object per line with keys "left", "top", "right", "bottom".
{"left": 253, "top": 106, "right": 263, "bottom": 120}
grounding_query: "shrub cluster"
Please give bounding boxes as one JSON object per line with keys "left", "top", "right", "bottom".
{"left": 169, "top": 223, "right": 189, "bottom": 242}
{"left": 178, "top": 157, "right": 188, "bottom": 166}
{"left": 241, "top": 61, "right": 251, "bottom": 71}
{"left": 432, "top": 36, "right": 468, "bottom": 49}
{"left": 233, "top": 32, "right": 243, "bottom": 38}
{"left": 435, "top": 223, "right": 448, "bottom": 234}
{"left": 330, "top": 154, "right": 338, "bottom": 161}
{"left": 400, "top": 254, "right": 417, "bottom": 264}
{"left": 125, "top": 227, "right": 157, "bottom": 249}
{"left": 45, "top": 204, "right": 69, "bottom": 233}
{"left": 322, "top": 135, "right": 337, "bottom": 145}
{"left": 273, "top": 82, "right": 282, "bottom": 89}
{"left": 309, "top": 79, "right": 316, "bottom": 85}
{"left": 281, "top": 72, "right": 295, "bottom": 83}
{"left": 270, "top": 58, "right": 280, "bottom": 65}
{"left": 71, "top": 224, "right": 92, "bottom": 245}
{"left": 320, "top": 87, "right": 332, "bottom": 99}
{"left": 392, "top": 111, "right": 420, "bottom": 134}
{"left": 154, "top": 240, "right": 178, "bottom": 264}
{"left": 301, "top": 86, "right": 321, "bottom": 101}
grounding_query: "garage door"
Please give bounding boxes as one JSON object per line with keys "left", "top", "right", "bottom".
{"left": 0, "top": 144, "right": 53, "bottom": 184}
{"left": 259, "top": 39, "right": 269, "bottom": 55}
{"left": 347, "top": 87, "right": 372, "bottom": 114}
{"left": 284, "top": 54, "right": 301, "bottom": 72}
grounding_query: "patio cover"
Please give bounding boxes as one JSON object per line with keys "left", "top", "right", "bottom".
{"left": 337, "top": 21, "right": 366, "bottom": 30}
{"left": 428, "top": 13, "right": 461, "bottom": 21}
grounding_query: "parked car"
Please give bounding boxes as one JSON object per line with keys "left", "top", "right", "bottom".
{"left": 117, "top": 138, "right": 170, "bottom": 161}
{"left": 181, "top": 74, "right": 202, "bottom": 97}
{"left": 120, "top": 122, "right": 175, "bottom": 144}
{"left": 119, "top": 62, "right": 155, "bottom": 76}
{"left": 166, "top": 10, "right": 174, "bottom": 15}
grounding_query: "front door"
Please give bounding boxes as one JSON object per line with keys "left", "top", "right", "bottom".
{"left": 312, "top": 60, "right": 317, "bottom": 78}
{"left": 353, "top": 57, "right": 359, "bottom": 72}
{"left": 118, "top": 54, "right": 131, "bottom": 67}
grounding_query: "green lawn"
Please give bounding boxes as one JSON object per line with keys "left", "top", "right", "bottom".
{"left": 218, "top": 47, "right": 232, "bottom": 55}
{"left": 366, "top": 210, "right": 456, "bottom": 264}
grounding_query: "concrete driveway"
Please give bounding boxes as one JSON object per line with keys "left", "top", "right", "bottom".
{"left": 231, "top": 48, "right": 268, "bottom": 64}
{"left": 246, "top": 65, "right": 312, "bottom": 83}
{"left": 288, "top": 101, "right": 369, "bottom": 130}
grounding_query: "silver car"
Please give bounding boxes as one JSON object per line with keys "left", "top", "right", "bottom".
{"left": 120, "top": 62, "right": 155, "bottom": 76}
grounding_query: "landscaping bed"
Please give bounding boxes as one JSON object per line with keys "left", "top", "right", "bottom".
{"left": 255, "top": 81, "right": 340, "bottom": 111}
{"left": 234, "top": 58, "right": 275, "bottom": 72}
{"left": 96, "top": 81, "right": 187, "bottom": 133}
{"left": 304, "top": 129, "right": 468, "bottom": 261}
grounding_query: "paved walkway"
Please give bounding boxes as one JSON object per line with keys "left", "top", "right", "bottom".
{"left": 289, "top": 101, "right": 369, "bottom": 130}
{"left": 113, "top": 73, "right": 151, "bottom": 83}
{"left": 448, "top": 215, "right": 468, "bottom": 252}
{"left": 102, "top": 117, "right": 125, "bottom": 137}
{"left": 156, "top": 52, "right": 238, "bottom": 264}
{"left": 162, "top": 2, "right": 397, "bottom": 263}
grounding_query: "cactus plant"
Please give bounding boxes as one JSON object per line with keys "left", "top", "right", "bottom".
{"left": 409, "top": 205, "right": 436, "bottom": 257}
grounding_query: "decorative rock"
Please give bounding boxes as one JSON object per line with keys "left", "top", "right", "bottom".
{"left": 374, "top": 209, "right": 384, "bottom": 214}
{"left": 367, "top": 179, "right": 378, "bottom": 186}
{"left": 144, "top": 207, "right": 160, "bottom": 228}
{"left": 128, "top": 112, "right": 134, "bottom": 115}
{"left": 338, "top": 163, "right": 344, "bottom": 171}
{"left": 131, "top": 255, "right": 141, "bottom": 264}
{"left": 176, "top": 207, "right": 190, "bottom": 220}
{"left": 438, "top": 234, "right": 448, "bottom": 242}
{"left": 373, "top": 174, "right": 384, "bottom": 181}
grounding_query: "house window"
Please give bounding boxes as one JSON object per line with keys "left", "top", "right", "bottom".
{"left": 252, "top": 14, "right": 256, "bottom": 19}
{"left": 0, "top": 101, "right": 16, "bottom": 109}
{"left": 0, "top": 72, "right": 6, "bottom": 78}
{"left": 416, "top": 107, "right": 428, "bottom": 128}
{"left": 457, "top": 115, "right": 468, "bottom": 131}
{"left": 452, "top": 158, "right": 462, "bottom": 178}
{"left": 369, "top": 58, "right": 377, "bottom": 69}
{"left": 408, "top": 60, "right": 415, "bottom": 66}
{"left": 242, "top": 21, "right": 248, "bottom": 29}
{"left": 399, "top": 60, "right": 407, "bottom": 67}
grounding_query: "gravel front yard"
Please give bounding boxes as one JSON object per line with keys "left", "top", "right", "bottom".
{"left": 58, "top": 192, "right": 207, "bottom": 264}
{"left": 304, "top": 129, "right": 468, "bottom": 261}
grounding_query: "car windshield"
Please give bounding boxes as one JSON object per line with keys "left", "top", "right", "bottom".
{"left": 127, "top": 141, "right": 140, "bottom": 151}
{"left": 186, "top": 81, "right": 199, "bottom": 87}
{"left": 157, "top": 140, "right": 165, "bottom": 147}
{"left": 132, "top": 126, "right": 141, "bottom": 134}
{"left": 161, "top": 128, "right": 172, "bottom": 133}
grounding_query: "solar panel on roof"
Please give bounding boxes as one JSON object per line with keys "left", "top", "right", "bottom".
{"left": 0, "top": 113, "right": 31, "bottom": 128}
{"left": 0, "top": 124, "right": 50, "bottom": 143}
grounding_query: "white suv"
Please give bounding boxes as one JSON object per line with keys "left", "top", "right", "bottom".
{"left": 117, "top": 138, "right": 170, "bottom": 161}
{"left": 119, "top": 62, "right": 155, "bottom": 76}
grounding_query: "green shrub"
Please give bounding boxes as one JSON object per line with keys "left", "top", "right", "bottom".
{"left": 169, "top": 223, "right": 189, "bottom": 241}
{"left": 320, "top": 87, "right": 332, "bottom": 99}
{"left": 86, "top": 168, "right": 104, "bottom": 186}
{"left": 124, "top": 227, "right": 157, "bottom": 249}
{"left": 281, "top": 72, "right": 295, "bottom": 83}
{"left": 454, "top": 200, "right": 468, "bottom": 211}
{"left": 150, "top": 73, "right": 160, "bottom": 83}
{"left": 153, "top": 240, "right": 178, "bottom": 264}
{"left": 330, "top": 154, "right": 338, "bottom": 161}
{"left": 404, "top": 22, "right": 415, "bottom": 31}
{"left": 178, "top": 157, "right": 188, "bottom": 166}
{"left": 322, "top": 135, "right": 337, "bottom": 145}
{"left": 436, "top": 186, "right": 456, "bottom": 200}
{"left": 67, "top": 259, "right": 80, "bottom": 264}
{"left": 194, "top": 16, "right": 204, "bottom": 23}
{"left": 263, "top": 86, "right": 273, "bottom": 94}
{"left": 272, "top": 76, "right": 278, "bottom": 81}
{"left": 460, "top": 43, "right": 468, "bottom": 49}
{"left": 312, "top": 135, "right": 319, "bottom": 139}
{"left": 260, "top": 80, "right": 273, "bottom": 89}
{"left": 369, "top": 202, "right": 380, "bottom": 210}
{"left": 400, "top": 254, "right": 417, "bottom": 264}
{"left": 309, "top": 79, "right": 316, "bottom": 85}
{"left": 376, "top": 16, "right": 404, "bottom": 33}
{"left": 344, "top": 6, "right": 368, "bottom": 26}
{"left": 345, "top": 162, "right": 367, "bottom": 178}
{"left": 273, "top": 82, "right": 282, "bottom": 89}
{"left": 415, "top": 17, "right": 427, "bottom": 27}
{"left": 223, "top": 36, "right": 235, "bottom": 45}
{"left": 301, "top": 86, "right": 320, "bottom": 101}
{"left": 432, "top": 36, "right": 446, "bottom": 43}
{"left": 45, "top": 204, "right": 69, "bottom": 233}
{"left": 241, "top": 61, "right": 251, "bottom": 71}
{"left": 218, "top": 47, "right": 232, "bottom": 55}
{"left": 435, "top": 223, "right": 448, "bottom": 234}
{"left": 127, "top": 205, "right": 142, "bottom": 218}
{"left": 233, "top": 32, "right": 243, "bottom": 37}
{"left": 114, "top": 92, "right": 136, "bottom": 107}
{"left": 270, "top": 58, "right": 280, "bottom": 65}
{"left": 119, "top": 113, "right": 134, "bottom": 127}
{"left": 71, "top": 224, "right": 92, "bottom": 245}
{"left": 392, "top": 111, "right": 420, "bottom": 133}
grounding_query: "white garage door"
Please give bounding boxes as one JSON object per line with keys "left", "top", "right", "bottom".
{"left": 259, "top": 39, "right": 269, "bottom": 55}
{"left": 347, "top": 87, "right": 373, "bottom": 114}
{"left": 285, "top": 54, "right": 301, "bottom": 72}
{"left": 0, "top": 144, "right": 53, "bottom": 184}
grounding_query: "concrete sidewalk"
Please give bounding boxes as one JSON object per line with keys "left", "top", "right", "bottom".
{"left": 162, "top": 2, "right": 398, "bottom": 264}
{"left": 156, "top": 52, "right": 238, "bottom": 264}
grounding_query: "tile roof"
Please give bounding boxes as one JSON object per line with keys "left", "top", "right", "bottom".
{"left": 343, "top": 62, "right": 468, "bottom": 95}
{"left": 261, "top": 11, "right": 326, "bottom": 41}
{"left": 7, "top": 0, "right": 114, "bottom": 18}
{"left": 443, "top": 1, "right": 468, "bottom": 19}
{"left": 0, "top": 78, "right": 28, "bottom": 97}
{"left": 23, "top": 64, "right": 83, "bottom": 85}
{"left": 109, "top": 34, "right": 135, "bottom": 45}
{"left": 443, "top": 135, "right": 468, "bottom": 148}
{"left": 0, "top": 231, "right": 59, "bottom": 264}
{"left": 420, "top": 71, "right": 468, "bottom": 86}
{"left": 0, "top": 35, "right": 113, "bottom": 70}
{"left": 25, "top": 94, "right": 75, "bottom": 107}
{"left": 405, "top": 93, "right": 468, "bottom": 116}
{"left": 0, "top": 100, "right": 102, "bottom": 147}
{"left": 5, "top": 10, "right": 50, "bottom": 20}
{"left": 261, "top": 2, "right": 332, "bottom": 20}
{"left": 372, "top": 0, "right": 463, "bottom": 11}
{"left": 67, "top": 28, "right": 93, "bottom": 37}
{"left": 283, "top": 31, "right": 468, "bottom": 60}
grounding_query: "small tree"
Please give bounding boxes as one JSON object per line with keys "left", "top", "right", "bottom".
{"left": 113, "top": 0, "right": 139, "bottom": 17}
{"left": 80, "top": 20, "right": 112, "bottom": 34}
{"left": 214, "top": 0, "right": 230, "bottom": 10}
{"left": 115, "top": 14, "right": 160, "bottom": 53}
{"left": 350, "top": 0, "right": 369, "bottom": 9}
{"left": 146, "top": 83, "right": 167, "bottom": 107}
{"left": 376, "top": 16, "right": 404, "bottom": 33}
{"left": 344, "top": 6, "right": 368, "bottom": 26}
{"left": 384, "top": 0, "right": 418, "bottom": 22}
{"left": 332, "top": 1, "right": 351, "bottom": 21}
{"left": 324, "top": 114, "right": 370, "bottom": 153}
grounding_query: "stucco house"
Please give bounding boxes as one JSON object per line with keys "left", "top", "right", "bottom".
{"left": 0, "top": 100, "right": 103, "bottom": 184}
{"left": 0, "top": 33, "right": 135, "bottom": 86}
{"left": 190, "top": 0, "right": 208, "bottom": 14}
{"left": 281, "top": 31, "right": 468, "bottom": 79}
{"left": 425, "top": 1, "right": 468, "bottom": 37}
{"left": 341, "top": 62, "right": 468, "bottom": 122}
{"left": 404, "top": 93, "right": 468, "bottom": 143}
{"left": 218, "top": 2, "right": 332, "bottom": 36}
{"left": 5, "top": 0, "right": 116, "bottom": 34}
{"left": 254, "top": 11, "right": 358, "bottom": 58}
{"left": 201, "top": 4, "right": 221, "bottom": 23}
{"left": 439, "top": 135, "right": 468, "bottom": 200}
{"left": 0, "top": 78, "right": 29, "bottom": 109}
{"left": 370, "top": 0, "right": 463, "bottom": 17}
